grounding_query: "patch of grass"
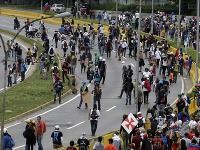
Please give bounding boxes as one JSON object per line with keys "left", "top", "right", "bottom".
{"left": 0, "top": 29, "right": 70, "bottom": 121}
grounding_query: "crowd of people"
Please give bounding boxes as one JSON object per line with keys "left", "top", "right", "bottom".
{"left": 3, "top": 6, "right": 200, "bottom": 150}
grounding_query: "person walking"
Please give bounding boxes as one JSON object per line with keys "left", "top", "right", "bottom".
{"left": 61, "top": 39, "right": 68, "bottom": 57}
{"left": 106, "top": 39, "right": 113, "bottom": 58}
{"left": 90, "top": 104, "right": 100, "bottom": 136}
{"left": 91, "top": 83, "right": 102, "bottom": 110}
{"left": 53, "top": 80, "right": 64, "bottom": 104}
{"left": 51, "top": 125, "right": 63, "bottom": 149}
{"left": 36, "top": 116, "right": 44, "bottom": 150}
{"left": 3, "top": 128, "right": 15, "bottom": 150}
{"left": 77, "top": 80, "right": 89, "bottom": 109}
{"left": 100, "top": 59, "right": 106, "bottom": 84}
{"left": 124, "top": 77, "right": 134, "bottom": 105}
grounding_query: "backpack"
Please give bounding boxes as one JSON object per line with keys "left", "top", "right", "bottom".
{"left": 153, "top": 138, "right": 162, "bottom": 150}
{"left": 144, "top": 80, "right": 151, "bottom": 92}
{"left": 6, "top": 136, "right": 15, "bottom": 148}
{"left": 53, "top": 66, "right": 59, "bottom": 74}
{"left": 23, "top": 130, "right": 29, "bottom": 138}
{"left": 49, "top": 48, "right": 54, "bottom": 54}
{"left": 91, "top": 110, "right": 98, "bottom": 120}
{"left": 64, "top": 41, "right": 68, "bottom": 48}
{"left": 137, "top": 118, "right": 144, "bottom": 127}
{"left": 161, "top": 135, "right": 168, "bottom": 149}
{"left": 42, "top": 122, "right": 47, "bottom": 133}
{"left": 79, "top": 139, "right": 87, "bottom": 150}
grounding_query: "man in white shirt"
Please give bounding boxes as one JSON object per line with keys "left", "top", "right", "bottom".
{"left": 181, "top": 133, "right": 191, "bottom": 147}
{"left": 112, "top": 132, "right": 122, "bottom": 150}
{"left": 121, "top": 39, "right": 127, "bottom": 57}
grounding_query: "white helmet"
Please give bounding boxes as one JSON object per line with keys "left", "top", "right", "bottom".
{"left": 55, "top": 125, "right": 60, "bottom": 130}
{"left": 102, "top": 59, "right": 105, "bottom": 62}
{"left": 99, "top": 57, "right": 102, "bottom": 60}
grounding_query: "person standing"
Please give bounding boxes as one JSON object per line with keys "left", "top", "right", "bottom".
{"left": 52, "top": 31, "right": 60, "bottom": 48}
{"left": 36, "top": 116, "right": 44, "bottom": 150}
{"left": 90, "top": 104, "right": 100, "bottom": 136}
{"left": 20, "top": 60, "right": 26, "bottom": 82}
{"left": 7, "top": 64, "right": 13, "bottom": 87}
{"left": 53, "top": 80, "right": 64, "bottom": 104}
{"left": 77, "top": 133, "right": 90, "bottom": 150}
{"left": 112, "top": 132, "right": 122, "bottom": 150}
{"left": 104, "top": 139, "right": 117, "bottom": 150}
{"left": 142, "top": 77, "right": 150, "bottom": 104}
{"left": 3, "top": 128, "right": 15, "bottom": 150}
{"left": 61, "top": 39, "right": 68, "bottom": 57}
{"left": 100, "top": 59, "right": 106, "bottom": 84}
{"left": 24, "top": 119, "right": 36, "bottom": 150}
{"left": 106, "top": 39, "right": 113, "bottom": 58}
{"left": 51, "top": 125, "right": 63, "bottom": 149}
{"left": 93, "top": 136, "right": 104, "bottom": 150}
{"left": 77, "top": 81, "right": 89, "bottom": 109}
{"left": 91, "top": 83, "right": 102, "bottom": 110}
{"left": 124, "top": 77, "right": 134, "bottom": 105}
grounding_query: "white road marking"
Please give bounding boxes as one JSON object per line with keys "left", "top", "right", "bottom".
{"left": 5, "top": 83, "right": 91, "bottom": 129}
{"left": 66, "top": 121, "right": 85, "bottom": 129}
{"left": 13, "top": 144, "right": 26, "bottom": 150}
{"left": 0, "top": 34, "right": 32, "bottom": 92}
{"left": 170, "top": 77, "right": 184, "bottom": 107}
{"left": 122, "top": 56, "right": 127, "bottom": 59}
{"left": 131, "top": 63, "right": 134, "bottom": 67}
{"left": 106, "top": 106, "right": 116, "bottom": 112}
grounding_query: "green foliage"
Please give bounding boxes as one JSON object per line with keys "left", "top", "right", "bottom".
{"left": 0, "top": 29, "right": 70, "bottom": 121}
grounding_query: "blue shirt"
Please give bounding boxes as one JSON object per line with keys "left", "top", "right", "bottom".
{"left": 20, "top": 63, "right": 26, "bottom": 72}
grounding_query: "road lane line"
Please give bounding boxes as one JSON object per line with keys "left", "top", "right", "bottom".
{"left": 13, "top": 144, "right": 25, "bottom": 150}
{"left": 0, "top": 34, "right": 31, "bottom": 92}
{"left": 66, "top": 121, "right": 85, "bottom": 129}
{"left": 5, "top": 83, "right": 91, "bottom": 129}
{"left": 170, "top": 77, "right": 184, "bottom": 107}
{"left": 122, "top": 56, "right": 127, "bottom": 59}
{"left": 131, "top": 63, "right": 134, "bottom": 67}
{"left": 106, "top": 106, "right": 116, "bottom": 112}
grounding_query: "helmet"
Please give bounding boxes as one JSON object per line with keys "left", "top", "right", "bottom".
{"left": 55, "top": 125, "right": 60, "bottom": 130}
{"left": 102, "top": 59, "right": 105, "bottom": 62}
{"left": 99, "top": 57, "right": 102, "bottom": 60}
{"left": 82, "top": 80, "right": 86, "bottom": 84}
{"left": 4, "top": 128, "right": 7, "bottom": 133}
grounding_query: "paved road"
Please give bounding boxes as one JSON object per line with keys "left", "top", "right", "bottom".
{"left": 0, "top": 15, "right": 184, "bottom": 150}
{"left": 0, "top": 34, "right": 36, "bottom": 91}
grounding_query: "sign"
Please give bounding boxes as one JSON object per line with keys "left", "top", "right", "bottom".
{"left": 121, "top": 113, "right": 138, "bottom": 134}
{"left": 82, "top": 91, "right": 91, "bottom": 104}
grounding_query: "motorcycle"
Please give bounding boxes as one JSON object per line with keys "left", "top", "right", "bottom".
{"left": 25, "top": 27, "right": 41, "bottom": 38}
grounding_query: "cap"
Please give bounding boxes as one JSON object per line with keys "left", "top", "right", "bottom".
{"left": 137, "top": 112, "right": 142, "bottom": 115}
{"left": 82, "top": 80, "right": 86, "bottom": 84}
{"left": 26, "top": 119, "right": 31, "bottom": 123}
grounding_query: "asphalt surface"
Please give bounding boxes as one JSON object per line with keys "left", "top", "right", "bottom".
{"left": 0, "top": 15, "right": 186, "bottom": 150}
{"left": 0, "top": 34, "right": 36, "bottom": 91}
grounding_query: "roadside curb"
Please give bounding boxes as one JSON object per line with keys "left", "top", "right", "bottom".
{"left": 4, "top": 89, "right": 72, "bottom": 124}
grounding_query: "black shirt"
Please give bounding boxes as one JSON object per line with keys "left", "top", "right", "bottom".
{"left": 51, "top": 130, "right": 63, "bottom": 145}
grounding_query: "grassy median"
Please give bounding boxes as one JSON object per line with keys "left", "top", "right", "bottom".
{"left": 0, "top": 29, "right": 71, "bottom": 121}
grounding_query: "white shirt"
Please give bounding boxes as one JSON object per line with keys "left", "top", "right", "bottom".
{"left": 155, "top": 50, "right": 161, "bottom": 59}
{"left": 143, "top": 71, "right": 151, "bottom": 78}
{"left": 135, "top": 13, "right": 139, "bottom": 19}
{"left": 90, "top": 109, "right": 100, "bottom": 121}
{"left": 29, "top": 25, "right": 33, "bottom": 31}
{"left": 121, "top": 42, "right": 127, "bottom": 48}
{"left": 99, "top": 26, "right": 104, "bottom": 34}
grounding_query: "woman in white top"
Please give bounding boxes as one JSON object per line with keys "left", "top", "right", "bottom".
{"left": 155, "top": 48, "right": 161, "bottom": 67}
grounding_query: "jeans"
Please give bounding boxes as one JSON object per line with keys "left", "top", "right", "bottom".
{"left": 21, "top": 71, "right": 25, "bottom": 81}
{"left": 71, "top": 65, "right": 75, "bottom": 75}
{"left": 143, "top": 91, "right": 149, "bottom": 103}
{"left": 126, "top": 91, "right": 132, "bottom": 104}
{"left": 7, "top": 76, "right": 12, "bottom": 87}
{"left": 90, "top": 120, "right": 98, "bottom": 135}
{"left": 37, "top": 134, "right": 43, "bottom": 150}
{"left": 100, "top": 46, "right": 105, "bottom": 56}
{"left": 13, "top": 73, "right": 17, "bottom": 84}
{"left": 93, "top": 97, "right": 101, "bottom": 110}
{"left": 54, "top": 90, "right": 61, "bottom": 103}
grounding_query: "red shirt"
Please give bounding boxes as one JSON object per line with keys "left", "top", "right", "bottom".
{"left": 132, "top": 136, "right": 142, "bottom": 149}
{"left": 36, "top": 121, "right": 44, "bottom": 135}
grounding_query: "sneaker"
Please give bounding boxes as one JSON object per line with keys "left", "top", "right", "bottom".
{"left": 125, "top": 103, "right": 127, "bottom": 105}
{"left": 117, "top": 96, "right": 122, "bottom": 99}
{"left": 77, "top": 106, "right": 80, "bottom": 109}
